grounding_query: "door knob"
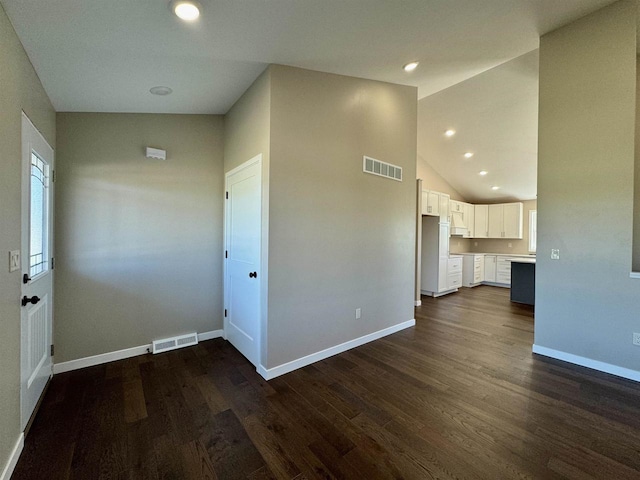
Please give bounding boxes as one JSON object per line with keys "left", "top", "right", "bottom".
{"left": 21, "top": 296, "right": 40, "bottom": 307}
{"left": 249, "top": 272, "right": 257, "bottom": 278}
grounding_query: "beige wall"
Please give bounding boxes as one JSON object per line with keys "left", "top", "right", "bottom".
{"left": 0, "top": 3, "right": 56, "bottom": 472}
{"left": 470, "top": 199, "right": 537, "bottom": 255}
{"left": 417, "top": 157, "right": 467, "bottom": 201}
{"left": 224, "top": 68, "right": 271, "bottom": 173}
{"left": 55, "top": 113, "right": 224, "bottom": 362}
{"left": 633, "top": 56, "right": 640, "bottom": 271}
{"left": 536, "top": 1, "right": 638, "bottom": 371}
{"left": 267, "top": 65, "right": 417, "bottom": 368}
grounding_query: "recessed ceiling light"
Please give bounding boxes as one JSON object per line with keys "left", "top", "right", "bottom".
{"left": 170, "top": 0, "right": 201, "bottom": 21}
{"left": 478, "top": 170, "right": 488, "bottom": 176}
{"left": 444, "top": 129, "right": 456, "bottom": 137}
{"left": 150, "top": 86, "right": 173, "bottom": 96}
{"left": 464, "top": 152, "right": 474, "bottom": 159}
{"left": 491, "top": 186, "right": 500, "bottom": 190}
{"left": 403, "top": 62, "right": 419, "bottom": 72}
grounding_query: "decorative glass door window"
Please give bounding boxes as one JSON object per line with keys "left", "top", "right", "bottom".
{"left": 30, "top": 152, "right": 50, "bottom": 277}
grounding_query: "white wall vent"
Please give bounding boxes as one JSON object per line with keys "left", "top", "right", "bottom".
{"left": 152, "top": 332, "right": 198, "bottom": 354}
{"left": 363, "top": 156, "right": 402, "bottom": 181}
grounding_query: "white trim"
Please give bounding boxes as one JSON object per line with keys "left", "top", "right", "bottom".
{"left": 257, "top": 319, "right": 416, "bottom": 380}
{"left": 532, "top": 344, "right": 640, "bottom": 383}
{"left": 629, "top": 272, "right": 640, "bottom": 279}
{"left": 0, "top": 433, "right": 24, "bottom": 480}
{"left": 53, "top": 330, "right": 223, "bottom": 374}
{"left": 414, "top": 300, "right": 422, "bottom": 307}
{"left": 421, "top": 288, "right": 460, "bottom": 297}
{"left": 528, "top": 210, "right": 537, "bottom": 253}
{"left": 198, "top": 329, "right": 224, "bottom": 341}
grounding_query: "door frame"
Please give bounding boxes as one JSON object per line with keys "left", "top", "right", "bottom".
{"left": 223, "top": 153, "right": 269, "bottom": 373}
{"left": 20, "top": 111, "right": 55, "bottom": 431}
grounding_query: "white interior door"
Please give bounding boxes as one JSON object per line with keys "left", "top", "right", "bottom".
{"left": 224, "top": 156, "right": 262, "bottom": 367}
{"left": 21, "top": 113, "right": 54, "bottom": 431}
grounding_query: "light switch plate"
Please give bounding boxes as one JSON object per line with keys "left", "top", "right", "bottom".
{"left": 551, "top": 249, "right": 560, "bottom": 260}
{"left": 9, "top": 250, "right": 20, "bottom": 272}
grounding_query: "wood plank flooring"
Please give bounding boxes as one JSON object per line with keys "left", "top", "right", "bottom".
{"left": 12, "top": 286, "right": 640, "bottom": 479}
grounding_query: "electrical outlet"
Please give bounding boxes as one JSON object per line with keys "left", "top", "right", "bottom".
{"left": 355, "top": 308, "right": 361, "bottom": 320}
{"left": 474, "top": 242, "right": 478, "bottom": 247}
{"left": 633, "top": 333, "right": 640, "bottom": 346}
{"left": 9, "top": 250, "right": 20, "bottom": 272}
{"left": 551, "top": 249, "right": 560, "bottom": 260}
{"left": 508, "top": 243, "right": 512, "bottom": 248}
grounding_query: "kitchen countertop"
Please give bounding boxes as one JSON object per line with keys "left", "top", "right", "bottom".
{"left": 509, "top": 257, "right": 536, "bottom": 264}
{"left": 457, "top": 252, "right": 536, "bottom": 258}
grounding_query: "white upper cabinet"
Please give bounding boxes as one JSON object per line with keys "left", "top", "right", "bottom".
{"left": 439, "top": 193, "right": 450, "bottom": 222}
{"left": 421, "top": 190, "right": 440, "bottom": 216}
{"left": 503, "top": 203, "right": 524, "bottom": 238}
{"left": 488, "top": 203, "right": 523, "bottom": 239}
{"left": 421, "top": 190, "right": 450, "bottom": 222}
{"left": 488, "top": 204, "right": 504, "bottom": 238}
{"left": 474, "top": 205, "right": 488, "bottom": 238}
{"left": 450, "top": 200, "right": 463, "bottom": 214}
{"left": 463, "top": 203, "right": 474, "bottom": 238}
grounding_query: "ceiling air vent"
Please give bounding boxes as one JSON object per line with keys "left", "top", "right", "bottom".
{"left": 363, "top": 156, "right": 402, "bottom": 182}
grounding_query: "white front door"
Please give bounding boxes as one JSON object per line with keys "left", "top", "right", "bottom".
{"left": 20, "top": 113, "right": 54, "bottom": 430}
{"left": 224, "top": 155, "right": 262, "bottom": 367}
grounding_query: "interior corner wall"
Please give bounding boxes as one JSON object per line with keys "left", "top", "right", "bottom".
{"left": 223, "top": 67, "right": 271, "bottom": 367}
{"left": 55, "top": 113, "right": 224, "bottom": 363}
{"left": 267, "top": 65, "right": 417, "bottom": 369}
{"left": 0, "top": 2, "right": 56, "bottom": 473}
{"left": 536, "top": 0, "right": 639, "bottom": 372}
{"left": 224, "top": 68, "right": 271, "bottom": 174}
{"left": 417, "top": 157, "right": 467, "bottom": 202}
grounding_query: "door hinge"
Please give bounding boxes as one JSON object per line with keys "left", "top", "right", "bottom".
{"left": 225, "top": 192, "right": 228, "bottom": 199}
{"left": 50, "top": 344, "right": 54, "bottom": 356}
{"left": 225, "top": 250, "right": 228, "bottom": 259}
{"left": 224, "top": 309, "right": 227, "bottom": 318}
{"left": 52, "top": 170, "right": 56, "bottom": 182}
{"left": 51, "top": 257, "right": 55, "bottom": 269}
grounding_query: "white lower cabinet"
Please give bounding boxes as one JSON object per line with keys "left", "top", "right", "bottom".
{"left": 462, "top": 254, "right": 484, "bottom": 287}
{"left": 460, "top": 254, "right": 535, "bottom": 288}
{"left": 484, "top": 255, "right": 497, "bottom": 283}
{"left": 447, "top": 255, "right": 463, "bottom": 290}
{"left": 495, "top": 256, "right": 522, "bottom": 286}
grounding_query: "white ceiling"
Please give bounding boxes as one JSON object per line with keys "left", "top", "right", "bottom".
{"left": 418, "top": 50, "right": 539, "bottom": 203}
{"left": 0, "top": 0, "right": 617, "bottom": 114}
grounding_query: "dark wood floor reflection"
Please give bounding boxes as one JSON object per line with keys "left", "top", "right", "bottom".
{"left": 13, "top": 286, "right": 640, "bottom": 479}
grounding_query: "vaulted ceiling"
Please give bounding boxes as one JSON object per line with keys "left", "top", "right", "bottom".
{"left": 1, "top": 0, "right": 616, "bottom": 114}
{"left": 418, "top": 51, "right": 539, "bottom": 202}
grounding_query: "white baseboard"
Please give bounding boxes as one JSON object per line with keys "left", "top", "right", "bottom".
{"left": 198, "top": 329, "right": 224, "bottom": 342}
{"left": 414, "top": 300, "right": 422, "bottom": 307}
{"left": 481, "top": 282, "right": 509, "bottom": 288}
{"left": 53, "top": 330, "right": 224, "bottom": 374}
{"left": 0, "top": 433, "right": 24, "bottom": 480}
{"left": 257, "top": 319, "right": 416, "bottom": 380}
{"left": 532, "top": 344, "right": 640, "bottom": 383}
{"left": 422, "top": 289, "right": 459, "bottom": 298}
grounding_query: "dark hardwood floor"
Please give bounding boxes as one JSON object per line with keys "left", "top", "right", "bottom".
{"left": 13, "top": 286, "right": 640, "bottom": 479}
